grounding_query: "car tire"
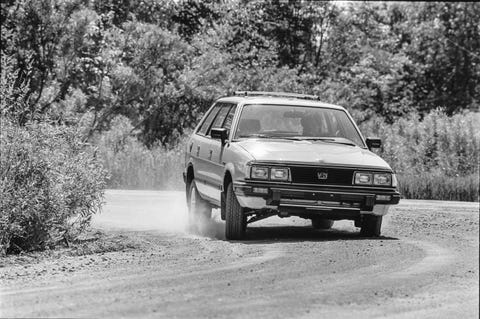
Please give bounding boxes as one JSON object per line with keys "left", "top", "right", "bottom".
{"left": 225, "top": 182, "right": 246, "bottom": 240}
{"left": 220, "top": 192, "right": 226, "bottom": 221}
{"left": 311, "top": 218, "right": 334, "bottom": 229}
{"left": 360, "top": 215, "right": 382, "bottom": 237}
{"left": 187, "top": 180, "right": 211, "bottom": 232}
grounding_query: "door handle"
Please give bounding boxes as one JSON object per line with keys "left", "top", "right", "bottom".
{"left": 196, "top": 146, "right": 200, "bottom": 157}
{"left": 208, "top": 150, "right": 213, "bottom": 160}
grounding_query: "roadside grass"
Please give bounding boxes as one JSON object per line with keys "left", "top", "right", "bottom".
{"left": 359, "top": 110, "right": 479, "bottom": 202}
{"left": 96, "top": 111, "right": 479, "bottom": 202}
{"left": 94, "top": 116, "right": 185, "bottom": 190}
{"left": 398, "top": 172, "right": 479, "bottom": 201}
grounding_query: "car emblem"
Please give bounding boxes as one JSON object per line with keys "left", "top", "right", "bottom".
{"left": 317, "top": 171, "right": 328, "bottom": 180}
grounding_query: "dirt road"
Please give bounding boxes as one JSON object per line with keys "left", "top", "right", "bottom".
{"left": 1, "top": 190, "right": 478, "bottom": 318}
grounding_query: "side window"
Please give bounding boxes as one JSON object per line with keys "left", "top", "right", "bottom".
{"left": 207, "top": 104, "right": 231, "bottom": 135}
{"left": 198, "top": 105, "right": 221, "bottom": 136}
{"left": 222, "top": 104, "right": 237, "bottom": 133}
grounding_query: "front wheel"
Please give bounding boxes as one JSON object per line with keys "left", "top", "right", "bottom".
{"left": 360, "top": 215, "right": 382, "bottom": 237}
{"left": 187, "top": 180, "right": 211, "bottom": 232}
{"left": 225, "top": 183, "right": 246, "bottom": 240}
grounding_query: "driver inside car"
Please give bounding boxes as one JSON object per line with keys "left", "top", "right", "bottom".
{"left": 301, "top": 114, "right": 322, "bottom": 136}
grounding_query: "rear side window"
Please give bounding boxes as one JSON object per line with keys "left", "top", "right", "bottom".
{"left": 197, "top": 105, "right": 221, "bottom": 135}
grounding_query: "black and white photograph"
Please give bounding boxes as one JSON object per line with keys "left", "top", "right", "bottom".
{"left": 1, "top": 0, "right": 479, "bottom": 318}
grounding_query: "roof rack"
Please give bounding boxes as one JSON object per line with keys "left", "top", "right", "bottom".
{"left": 234, "top": 91, "right": 320, "bottom": 101}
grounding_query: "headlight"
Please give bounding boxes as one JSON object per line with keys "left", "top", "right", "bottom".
{"left": 247, "top": 164, "right": 291, "bottom": 182}
{"left": 392, "top": 174, "right": 398, "bottom": 187}
{"left": 270, "top": 167, "right": 290, "bottom": 181}
{"left": 250, "top": 166, "right": 269, "bottom": 180}
{"left": 354, "top": 172, "right": 373, "bottom": 185}
{"left": 354, "top": 172, "right": 392, "bottom": 186}
{"left": 373, "top": 173, "right": 392, "bottom": 186}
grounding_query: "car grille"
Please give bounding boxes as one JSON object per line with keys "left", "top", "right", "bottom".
{"left": 290, "top": 166, "right": 354, "bottom": 186}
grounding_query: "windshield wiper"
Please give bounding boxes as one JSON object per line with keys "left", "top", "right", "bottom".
{"left": 326, "top": 139, "right": 357, "bottom": 146}
{"left": 238, "top": 134, "right": 301, "bottom": 139}
{"left": 291, "top": 136, "right": 357, "bottom": 146}
{"left": 238, "top": 133, "right": 273, "bottom": 138}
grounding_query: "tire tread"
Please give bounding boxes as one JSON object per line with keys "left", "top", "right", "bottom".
{"left": 225, "top": 183, "right": 245, "bottom": 240}
{"left": 360, "top": 215, "right": 382, "bottom": 237}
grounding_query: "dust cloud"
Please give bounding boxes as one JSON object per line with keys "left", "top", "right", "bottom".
{"left": 187, "top": 210, "right": 226, "bottom": 240}
{"left": 93, "top": 190, "right": 225, "bottom": 239}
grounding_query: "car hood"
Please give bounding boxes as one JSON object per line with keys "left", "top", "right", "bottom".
{"left": 235, "top": 139, "right": 391, "bottom": 170}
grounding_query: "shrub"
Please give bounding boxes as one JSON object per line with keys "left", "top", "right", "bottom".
{"left": 0, "top": 120, "right": 107, "bottom": 255}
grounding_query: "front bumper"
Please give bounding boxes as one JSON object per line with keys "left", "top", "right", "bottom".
{"left": 233, "top": 181, "right": 400, "bottom": 217}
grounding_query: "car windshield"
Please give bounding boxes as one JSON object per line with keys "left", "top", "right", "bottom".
{"left": 234, "top": 104, "right": 365, "bottom": 147}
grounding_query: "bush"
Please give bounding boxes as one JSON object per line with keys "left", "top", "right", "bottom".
{"left": 0, "top": 120, "right": 107, "bottom": 255}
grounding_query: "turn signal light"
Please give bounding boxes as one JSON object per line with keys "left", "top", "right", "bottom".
{"left": 376, "top": 195, "right": 391, "bottom": 201}
{"left": 253, "top": 187, "right": 269, "bottom": 194}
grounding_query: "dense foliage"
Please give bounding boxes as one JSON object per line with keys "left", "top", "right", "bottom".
{"left": 2, "top": 0, "right": 478, "bottom": 144}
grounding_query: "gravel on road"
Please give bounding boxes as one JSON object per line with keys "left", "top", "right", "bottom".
{"left": 1, "top": 190, "right": 478, "bottom": 319}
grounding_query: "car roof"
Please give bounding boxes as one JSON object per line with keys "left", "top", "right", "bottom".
{"left": 216, "top": 95, "right": 346, "bottom": 111}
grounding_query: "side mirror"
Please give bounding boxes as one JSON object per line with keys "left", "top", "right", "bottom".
{"left": 210, "top": 127, "right": 228, "bottom": 144}
{"left": 366, "top": 137, "right": 382, "bottom": 149}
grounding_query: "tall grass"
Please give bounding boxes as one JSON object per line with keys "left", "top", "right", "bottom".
{"left": 97, "top": 111, "right": 479, "bottom": 201}
{"left": 359, "top": 110, "right": 479, "bottom": 201}
{"left": 95, "top": 116, "right": 185, "bottom": 190}
{"left": 398, "top": 171, "right": 478, "bottom": 202}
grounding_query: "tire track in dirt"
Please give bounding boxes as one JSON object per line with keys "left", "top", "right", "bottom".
{"left": 390, "top": 239, "right": 455, "bottom": 278}
{"left": 0, "top": 240, "right": 285, "bottom": 317}
{"left": 1, "top": 192, "right": 477, "bottom": 319}
{"left": 0, "top": 231, "right": 455, "bottom": 318}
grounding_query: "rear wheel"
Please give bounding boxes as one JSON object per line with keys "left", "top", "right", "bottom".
{"left": 187, "top": 180, "right": 211, "bottom": 232}
{"left": 360, "top": 215, "right": 382, "bottom": 237}
{"left": 225, "top": 183, "right": 246, "bottom": 240}
{"left": 311, "top": 218, "right": 334, "bottom": 229}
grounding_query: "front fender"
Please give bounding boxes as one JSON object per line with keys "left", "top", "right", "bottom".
{"left": 224, "top": 162, "right": 236, "bottom": 184}
{"left": 222, "top": 143, "right": 254, "bottom": 187}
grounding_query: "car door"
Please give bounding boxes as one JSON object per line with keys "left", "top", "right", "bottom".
{"left": 209, "top": 103, "right": 237, "bottom": 197}
{"left": 191, "top": 104, "right": 221, "bottom": 199}
{"left": 198, "top": 103, "right": 235, "bottom": 203}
